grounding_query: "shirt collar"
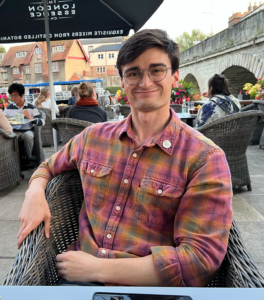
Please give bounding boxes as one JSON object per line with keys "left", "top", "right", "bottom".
{"left": 118, "top": 108, "right": 182, "bottom": 155}
{"left": 13, "top": 99, "right": 28, "bottom": 109}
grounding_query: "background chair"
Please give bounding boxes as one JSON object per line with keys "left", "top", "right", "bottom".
{"left": 196, "top": 111, "right": 264, "bottom": 191}
{"left": 32, "top": 110, "right": 45, "bottom": 166}
{"left": 38, "top": 107, "right": 53, "bottom": 146}
{"left": 170, "top": 104, "right": 182, "bottom": 113}
{"left": 3, "top": 170, "right": 264, "bottom": 286}
{"left": 119, "top": 105, "right": 131, "bottom": 118}
{"left": 253, "top": 100, "right": 264, "bottom": 148}
{"left": 241, "top": 103, "right": 264, "bottom": 145}
{"left": 51, "top": 118, "right": 93, "bottom": 145}
{"left": 60, "top": 106, "right": 72, "bottom": 118}
{"left": 0, "top": 129, "right": 22, "bottom": 191}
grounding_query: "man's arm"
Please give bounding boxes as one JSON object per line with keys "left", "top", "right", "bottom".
{"left": 17, "top": 128, "right": 88, "bottom": 248}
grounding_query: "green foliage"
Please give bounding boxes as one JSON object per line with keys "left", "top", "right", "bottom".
{"left": 105, "top": 86, "right": 122, "bottom": 95}
{"left": 0, "top": 45, "right": 6, "bottom": 53}
{"left": 175, "top": 29, "right": 214, "bottom": 52}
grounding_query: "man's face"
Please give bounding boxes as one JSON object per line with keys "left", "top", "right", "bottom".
{"left": 121, "top": 47, "right": 179, "bottom": 112}
{"left": 10, "top": 91, "right": 24, "bottom": 107}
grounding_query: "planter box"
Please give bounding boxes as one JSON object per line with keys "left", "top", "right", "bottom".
{"left": 242, "top": 94, "right": 250, "bottom": 100}
{"left": 170, "top": 104, "right": 182, "bottom": 113}
{"left": 119, "top": 105, "right": 131, "bottom": 118}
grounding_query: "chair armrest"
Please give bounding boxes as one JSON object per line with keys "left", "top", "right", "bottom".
{"left": 2, "top": 170, "right": 83, "bottom": 286}
{"left": 241, "top": 103, "right": 258, "bottom": 111}
{"left": 0, "top": 128, "right": 16, "bottom": 139}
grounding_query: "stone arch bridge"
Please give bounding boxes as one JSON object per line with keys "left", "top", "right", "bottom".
{"left": 179, "top": 9, "right": 264, "bottom": 96}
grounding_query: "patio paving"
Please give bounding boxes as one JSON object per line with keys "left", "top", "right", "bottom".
{"left": 0, "top": 145, "right": 264, "bottom": 284}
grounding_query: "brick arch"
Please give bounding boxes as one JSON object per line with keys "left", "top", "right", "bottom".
{"left": 217, "top": 53, "right": 264, "bottom": 79}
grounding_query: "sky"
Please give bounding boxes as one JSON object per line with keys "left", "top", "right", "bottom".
{"left": 1, "top": 0, "right": 259, "bottom": 51}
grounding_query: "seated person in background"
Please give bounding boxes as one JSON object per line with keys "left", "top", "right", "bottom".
{"left": 4, "top": 83, "right": 44, "bottom": 160}
{"left": 67, "top": 86, "right": 79, "bottom": 106}
{"left": 196, "top": 74, "right": 241, "bottom": 128}
{"left": 17, "top": 29, "right": 232, "bottom": 287}
{"left": 34, "top": 88, "right": 59, "bottom": 116}
{"left": 0, "top": 109, "right": 12, "bottom": 134}
{"left": 68, "top": 82, "right": 107, "bottom": 123}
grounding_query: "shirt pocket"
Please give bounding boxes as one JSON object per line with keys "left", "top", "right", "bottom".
{"left": 134, "top": 177, "right": 185, "bottom": 226}
{"left": 80, "top": 160, "right": 112, "bottom": 207}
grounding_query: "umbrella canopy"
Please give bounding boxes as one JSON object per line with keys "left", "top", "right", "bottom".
{"left": 0, "top": 0, "right": 163, "bottom": 43}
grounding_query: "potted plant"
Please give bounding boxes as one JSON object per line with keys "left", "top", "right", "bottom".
{"left": 114, "top": 90, "right": 131, "bottom": 117}
{"left": 243, "top": 78, "right": 264, "bottom": 99}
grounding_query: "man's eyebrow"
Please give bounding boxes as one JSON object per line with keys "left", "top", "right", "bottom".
{"left": 123, "top": 63, "right": 167, "bottom": 74}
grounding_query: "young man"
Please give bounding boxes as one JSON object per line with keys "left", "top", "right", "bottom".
{"left": 17, "top": 30, "right": 232, "bottom": 287}
{"left": 4, "top": 83, "right": 45, "bottom": 159}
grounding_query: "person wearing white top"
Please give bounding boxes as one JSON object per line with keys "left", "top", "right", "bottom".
{"left": 34, "top": 88, "right": 59, "bottom": 116}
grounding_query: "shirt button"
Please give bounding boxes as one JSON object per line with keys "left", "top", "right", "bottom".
{"left": 133, "top": 153, "right": 137, "bottom": 158}
{"left": 158, "top": 189, "right": 163, "bottom": 195}
{"left": 116, "top": 206, "right": 121, "bottom": 211}
{"left": 124, "top": 179, "right": 128, "bottom": 184}
{"left": 163, "top": 140, "right": 171, "bottom": 149}
{"left": 101, "top": 249, "right": 106, "bottom": 254}
{"left": 107, "top": 234, "right": 111, "bottom": 239}
{"left": 90, "top": 169, "right": 95, "bottom": 174}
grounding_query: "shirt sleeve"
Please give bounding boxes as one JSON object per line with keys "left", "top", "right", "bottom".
{"left": 151, "top": 148, "right": 233, "bottom": 287}
{"left": 29, "top": 127, "right": 90, "bottom": 184}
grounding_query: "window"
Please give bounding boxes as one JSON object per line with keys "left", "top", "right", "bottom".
{"left": 25, "top": 66, "right": 31, "bottom": 74}
{"left": 52, "top": 46, "right": 64, "bottom": 53}
{"left": 97, "top": 67, "right": 106, "bottom": 73}
{"left": 13, "top": 67, "right": 19, "bottom": 74}
{"left": 52, "top": 61, "right": 59, "bottom": 72}
{"left": 2, "top": 73, "right": 7, "bottom": 79}
{"left": 98, "top": 54, "right": 104, "bottom": 59}
{"left": 35, "top": 63, "right": 43, "bottom": 73}
{"left": 108, "top": 53, "right": 115, "bottom": 59}
{"left": 16, "top": 51, "right": 26, "bottom": 58}
{"left": 35, "top": 47, "right": 42, "bottom": 54}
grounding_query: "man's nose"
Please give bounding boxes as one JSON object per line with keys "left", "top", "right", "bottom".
{"left": 139, "top": 70, "right": 153, "bottom": 87}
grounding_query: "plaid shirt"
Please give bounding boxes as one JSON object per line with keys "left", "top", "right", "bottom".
{"left": 30, "top": 109, "right": 233, "bottom": 287}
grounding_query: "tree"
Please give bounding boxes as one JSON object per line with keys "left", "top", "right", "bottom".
{"left": 175, "top": 29, "right": 214, "bottom": 52}
{"left": 0, "top": 45, "right": 6, "bottom": 53}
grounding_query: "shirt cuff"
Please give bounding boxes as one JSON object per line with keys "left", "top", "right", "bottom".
{"left": 29, "top": 167, "right": 54, "bottom": 185}
{"left": 151, "top": 246, "right": 186, "bottom": 287}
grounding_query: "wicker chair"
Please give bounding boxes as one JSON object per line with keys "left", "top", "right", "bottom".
{"left": 119, "top": 105, "right": 131, "bottom": 118}
{"left": 0, "top": 129, "right": 22, "bottom": 191}
{"left": 33, "top": 110, "right": 45, "bottom": 166}
{"left": 60, "top": 106, "right": 72, "bottom": 118}
{"left": 253, "top": 100, "right": 264, "bottom": 148}
{"left": 170, "top": 104, "right": 182, "bottom": 113}
{"left": 37, "top": 107, "right": 53, "bottom": 146}
{"left": 3, "top": 170, "right": 264, "bottom": 287}
{"left": 196, "top": 111, "right": 264, "bottom": 191}
{"left": 51, "top": 118, "right": 93, "bottom": 145}
{"left": 241, "top": 103, "right": 264, "bottom": 145}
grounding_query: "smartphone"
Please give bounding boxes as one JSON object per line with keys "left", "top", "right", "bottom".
{"left": 93, "top": 293, "right": 193, "bottom": 300}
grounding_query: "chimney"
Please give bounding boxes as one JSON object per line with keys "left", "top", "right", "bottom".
{"left": 253, "top": 1, "right": 258, "bottom": 9}
{"left": 248, "top": 2, "right": 252, "bottom": 11}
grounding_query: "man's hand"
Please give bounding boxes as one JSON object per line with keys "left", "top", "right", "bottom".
{"left": 56, "top": 251, "right": 100, "bottom": 283}
{"left": 23, "top": 110, "right": 33, "bottom": 119}
{"left": 17, "top": 178, "right": 50, "bottom": 248}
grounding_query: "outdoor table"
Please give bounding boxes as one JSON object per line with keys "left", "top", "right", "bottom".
{"left": 9, "top": 118, "right": 36, "bottom": 126}
{"left": 177, "top": 113, "right": 196, "bottom": 127}
{"left": 0, "top": 286, "right": 263, "bottom": 300}
{"left": 239, "top": 100, "right": 253, "bottom": 107}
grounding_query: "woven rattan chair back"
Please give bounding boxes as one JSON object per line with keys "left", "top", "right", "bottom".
{"left": 61, "top": 106, "right": 72, "bottom": 118}
{"left": 51, "top": 118, "right": 93, "bottom": 145}
{"left": 37, "top": 107, "right": 53, "bottom": 146}
{"left": 253, "top": 101, "right": 264, "bottom": 148}
{"left": 0, "top": 129, "right": 21, "bottom": 191}
{"left": 3, "top": 170, "right": 264, "bottom": 286}
{"left": 241, "top": 103, "right": 264, "bottom": 145}
{"left": 196, "top": 111, "right": 264, "bottom": 190}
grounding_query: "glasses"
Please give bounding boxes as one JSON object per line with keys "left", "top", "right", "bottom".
{"left": 123, "top": 65, "right": 172, "bottom": 86}
{"left": 10, "top": 94, "right": 20, "bottom": 99}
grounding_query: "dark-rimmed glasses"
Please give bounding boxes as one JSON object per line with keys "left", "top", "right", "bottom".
{"left": 123, "top": 65, "right": 172, "bottom": 86}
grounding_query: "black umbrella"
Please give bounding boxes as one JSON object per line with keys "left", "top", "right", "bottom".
{"left": 0, "top": 0, "right": 163, "bottom": 150}
{"left": 0, "top": 0, "right": 163, "bottom": 43}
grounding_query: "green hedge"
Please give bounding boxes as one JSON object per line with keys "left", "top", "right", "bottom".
{"left": 105, "top": 86, "right": 122, "bottom": 95}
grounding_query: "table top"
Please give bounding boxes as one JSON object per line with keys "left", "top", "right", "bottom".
{"left": 177, "top": 113, "right": 197, "bottom": 119}
{"left": 9, "top": 118, "right": 36, "bottom": 126}
{"left": 0, "top": 286, "right": 263, "bottom": 300}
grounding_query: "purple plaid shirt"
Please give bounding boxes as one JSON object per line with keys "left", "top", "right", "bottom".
{"left": 30, "top": 109, "right": 233, "bottom": 287}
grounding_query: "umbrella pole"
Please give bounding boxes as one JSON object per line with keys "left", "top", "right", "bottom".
{"left": 43, "top": 0, "right": 58, "bottom": 153}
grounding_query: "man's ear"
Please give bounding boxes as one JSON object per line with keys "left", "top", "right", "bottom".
{"left": 172, "top": 70, "right": 179, "bottom": 88}
{"left": 121, "top": 78, "right": 125, "bottom": 93}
